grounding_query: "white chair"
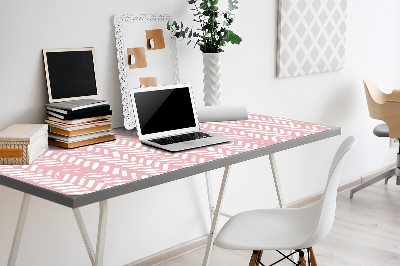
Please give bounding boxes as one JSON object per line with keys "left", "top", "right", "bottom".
{"left": 214, "top": 136, "right": 356, "bottom": 266}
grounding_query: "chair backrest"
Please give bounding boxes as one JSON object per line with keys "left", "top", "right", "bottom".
{"left": 363, "top": 78, "right": 400, "bottom": 138}
{"left": 364, "top": 78, "right": 400, "bottom": 105}
{"left": 302, "top": 136, "right": 356, "bottom": 248}
{"left": 364, "top": 78, "right": 388, "bottom": 120}
{"left": 364, "top": 78, "right": 381, "bottom": 120}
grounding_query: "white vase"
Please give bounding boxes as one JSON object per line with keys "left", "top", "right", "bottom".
{"left": 202, "top": 53, "right": 222, "bottom": 106}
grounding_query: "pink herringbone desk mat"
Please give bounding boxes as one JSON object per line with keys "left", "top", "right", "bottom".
{"left": 0, "top": 114, "right": 330, "bottom": 195}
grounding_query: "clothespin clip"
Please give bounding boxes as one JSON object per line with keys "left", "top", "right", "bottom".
{"left": 129, "top": 54, "right": 135, "bottom": 65}
{"left": 149, "top": 39, "right": 155, "bottom": 49}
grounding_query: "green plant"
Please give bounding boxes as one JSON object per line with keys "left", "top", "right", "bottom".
{"left": 167, "top": 0, "right": 242, "bottom": 53}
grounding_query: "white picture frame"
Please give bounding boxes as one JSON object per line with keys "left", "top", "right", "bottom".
{"left": 114, "top": 13, "right": 180, "bottom": 130}
{"left": 43, "top": 47, "right": 100, "bottom": 103}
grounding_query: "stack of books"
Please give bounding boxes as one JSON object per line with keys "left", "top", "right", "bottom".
{"left": 45, "top": 99, "right": 115, "bottom": 148}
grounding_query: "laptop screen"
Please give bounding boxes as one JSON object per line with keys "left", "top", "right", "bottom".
{"left": 134, "top": 86, "right": 196, "bottom": 135}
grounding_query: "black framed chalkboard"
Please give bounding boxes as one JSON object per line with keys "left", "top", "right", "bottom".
{"left": 43, "top": 48, "right": 99, "bottom": 103}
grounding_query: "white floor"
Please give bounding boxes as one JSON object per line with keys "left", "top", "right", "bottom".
{"left": 159, "top": 178, "right": 400, "bottom": 266}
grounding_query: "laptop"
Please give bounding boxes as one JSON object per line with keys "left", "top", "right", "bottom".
{"left": 130, "top": 84, "right": 232, "bottom": 152}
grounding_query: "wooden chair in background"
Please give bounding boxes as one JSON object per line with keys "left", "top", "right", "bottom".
{"left": 350, "top": 78, "right": 400, "bottom": 197}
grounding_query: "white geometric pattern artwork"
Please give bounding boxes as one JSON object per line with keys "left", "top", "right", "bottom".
{"left": 277, "top": 0, "right": 347, "bottom": 78}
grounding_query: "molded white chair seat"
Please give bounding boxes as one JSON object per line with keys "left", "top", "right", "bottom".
{"left": 215, "top": 203, "right": 320, "bottom": 250}
{"left": 214, "top": 136, "right": 357, "bottom": 265}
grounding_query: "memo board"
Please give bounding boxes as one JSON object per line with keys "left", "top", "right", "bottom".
{"left": 114, "top": 14, "right": 180, "bottom": 130}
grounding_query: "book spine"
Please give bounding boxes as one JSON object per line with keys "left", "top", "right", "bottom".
{"left": 49, "top": 130, "right": 111, "bottom": 143}
{"left": 47, "top": 111, "right": 64, "bottom": 119}
{"left": 46, "top": 107, "right": 68, "bottom": 114}
{"left": 45, "top": 101, "right": 109, "bottom": 111}
{"left": 46, "top": 105, "right": 110, "bottom": 115}
{"left": 48, "top": 135, "right": 115, "bottom": 149}
{"left": 47, "top": 110, "right": 112, "bottom": 120}
{"left": 46, "top": 115, "right": 111, "bottom": 125}
{"left": 49, "top": 124, "right": 112, "bottom": 137}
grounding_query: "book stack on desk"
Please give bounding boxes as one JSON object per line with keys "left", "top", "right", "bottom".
{"left": 45, "top": 99, "right": 115, "bottom": 148}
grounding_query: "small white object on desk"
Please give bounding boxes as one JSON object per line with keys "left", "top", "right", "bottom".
{"left": 0, "top": 124, "right": 48, "bottom": 165}
{"left": 197, "top": 105, "right": 248, "bottom": 122}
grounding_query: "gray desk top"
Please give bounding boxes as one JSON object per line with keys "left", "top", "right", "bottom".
{"left": 0, "top": 114, "right": 340, "bottom": 208}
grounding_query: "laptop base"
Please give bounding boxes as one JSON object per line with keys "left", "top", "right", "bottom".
{"left": 141, "top": 132, "right": 232, "bottom": 152}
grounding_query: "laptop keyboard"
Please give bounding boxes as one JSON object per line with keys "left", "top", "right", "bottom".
{"left": 149, "top": 132, "right": 211, "bottom": 145}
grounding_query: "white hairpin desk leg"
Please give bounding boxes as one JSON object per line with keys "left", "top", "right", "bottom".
{"left": 202, "top": 166, "right": 231, "bottom": 266}
{"left": 8, "top": 193, "right": 31, "bottom": 266}
{"left": 205, "top": 171, "right": 214, "bottom": 222}
{"left": 73, "top": 208, "right": 95, "bottom": 265}
{"left": 269, "top": 153, "right": 286, "bottom": 208}
{"left": 74, "top": 200, "right": 108, "bottom": 266}
{"left": 95, "top": 200, "right": 108, "bottom": 266}
{"left": 269, "top": 153, "right": 294, "bottom": 260}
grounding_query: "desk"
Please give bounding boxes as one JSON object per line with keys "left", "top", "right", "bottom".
{"left": 0, "top": 114, "right": 340, "bottom": 266}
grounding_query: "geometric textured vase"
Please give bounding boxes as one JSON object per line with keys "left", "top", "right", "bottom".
{"left": 202, "top": 53, "right": 222, "bottom": 106}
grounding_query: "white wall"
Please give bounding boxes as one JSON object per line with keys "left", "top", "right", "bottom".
{"left": 1, "top": 0, "right": 400, "bottom": 265}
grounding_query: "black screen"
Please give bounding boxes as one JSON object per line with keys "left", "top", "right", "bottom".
{"left": 45, "top": 50, "right": 97, "bottom": 99}
{"left": 135, "top": 87, "right": 196, "bottom": 135}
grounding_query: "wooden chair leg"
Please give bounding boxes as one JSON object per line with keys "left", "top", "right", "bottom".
{"left": 249, "top": 250, "right": 263, "bottom": 266}
{"left": 308, "top": 247, "right": 318, "bottom": 266}
{"left": 298, "top": 250, "right": 307, "bottom": 266}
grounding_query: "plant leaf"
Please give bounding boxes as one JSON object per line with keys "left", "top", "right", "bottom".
{"left": 227, "top": 30, "right": 242, "bottom": 44}
{"left": 200, "top": 2, "right": 208, "bottom": 9}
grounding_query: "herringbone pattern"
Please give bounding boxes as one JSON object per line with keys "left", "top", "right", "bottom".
{"left": 0, "top": 114, "right": 329, "bottom": 196}
{"left": 203, "top": 53, "right": 222, "bottom": 106}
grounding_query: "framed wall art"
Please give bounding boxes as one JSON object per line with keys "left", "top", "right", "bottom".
{"left": 114, "top": 13, "right": 180, "bottom": 129}
{"left": 276, "top": 0, "right": 347, "bottom": 78}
